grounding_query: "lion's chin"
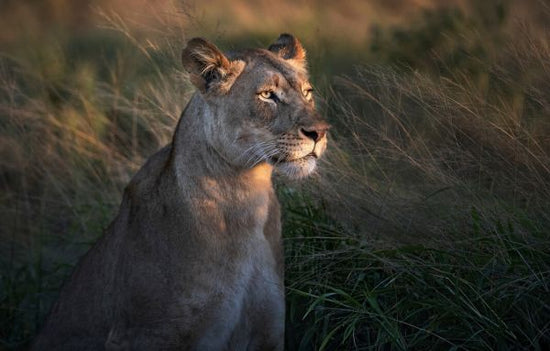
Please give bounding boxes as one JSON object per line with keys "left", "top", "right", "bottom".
{"left": 275, "top": 155, "right": 317, "bottom": 179}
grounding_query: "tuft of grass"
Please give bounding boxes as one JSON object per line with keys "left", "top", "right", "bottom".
{"left": 283, "top": 190, "right": 550, "bottom": 350}
{"left": 315, "top": 32, "right": 550, "bottom": 243}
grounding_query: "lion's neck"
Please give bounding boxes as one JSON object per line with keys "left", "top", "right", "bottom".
{"left": 165, "top": 97, "right": 274, "bottom": 237}
{"left": 169, "top": 94, "right": 274, "bottom": 199}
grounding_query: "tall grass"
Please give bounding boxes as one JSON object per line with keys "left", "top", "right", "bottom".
{"left": 317, "top": 62, "right": 550, "bottom": 242}
{"left": 283, "top": 4, "right": 550, "bottom": 349}
{"left": 313, "top": 4, "right": 550, "bottom": 242}
{"left": 284, "top": 193, "right": 549, "bottom": 350}
{"left": 1, "top": 0, "right": 549, "bottom": 350}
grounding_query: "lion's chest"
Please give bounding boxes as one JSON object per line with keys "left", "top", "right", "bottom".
{"left": 171, "top": 181, "right": 283, "bottom": 346}
{"left": 177, "top": 214, "right": 283, "bottom": 348}
{"left": 192, "top": 186, "right": 271, "bottom": 237}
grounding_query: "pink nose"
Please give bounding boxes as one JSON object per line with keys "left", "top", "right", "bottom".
{"left": 300, "top": 123, "right": 330, "bottom": 142}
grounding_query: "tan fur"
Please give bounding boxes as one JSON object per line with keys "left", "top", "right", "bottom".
{"left": 32, "top": 33, "right": 328, "bottom": 350}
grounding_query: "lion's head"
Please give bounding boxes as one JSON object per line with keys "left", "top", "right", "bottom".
{"left": 181, "top": 33, "right": 329, "bottom": 179}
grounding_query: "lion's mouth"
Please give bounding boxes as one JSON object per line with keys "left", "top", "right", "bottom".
{"left": 269, "top": 152, "right": 317, "bottom": 165}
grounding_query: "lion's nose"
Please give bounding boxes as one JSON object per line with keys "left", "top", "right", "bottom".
{"left": 300, "top": 123, "right": 330, "bottom": 142}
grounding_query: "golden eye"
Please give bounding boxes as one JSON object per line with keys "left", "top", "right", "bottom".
{"left": 259, "top": 90, "right": 274, "bottom": 100}
{"left": 303, "top": 88, "right": 313, "bottom": 100}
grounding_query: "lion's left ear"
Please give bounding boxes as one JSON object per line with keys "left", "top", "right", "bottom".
{"left": 268, "top": 33, "right": 307, "bottom": 70}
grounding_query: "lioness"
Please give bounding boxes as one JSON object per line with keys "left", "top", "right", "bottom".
{"left": 33, "top": 33, "right": 328, "bottom": 350}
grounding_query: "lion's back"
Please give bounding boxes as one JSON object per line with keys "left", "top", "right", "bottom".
{"left": 32, "top": 145, "right": 175, "bottom": 350}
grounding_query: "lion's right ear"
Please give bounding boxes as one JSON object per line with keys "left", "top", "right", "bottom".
{"left": 268, "top": 33, "right": 307, "bottom": 71}
{"left": 182, "top": 38, "right": 243, "bottom": 94}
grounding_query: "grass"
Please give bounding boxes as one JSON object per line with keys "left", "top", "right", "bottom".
{"left": 1, "top": 0, "right": 550, "bottom": 350}
{"left": 282, "top": 190, "right": 550, "bottom": 350}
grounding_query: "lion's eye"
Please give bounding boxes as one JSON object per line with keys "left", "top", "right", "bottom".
{"left": 259, "top": 90, "right": 275, "bottom": 100}
{"left": 303, "top": 88, "right": 313, "bottom": 100}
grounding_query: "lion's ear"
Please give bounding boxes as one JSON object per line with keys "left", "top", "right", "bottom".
{"left": 182, "top": 38, "right": 242, "bottom": 93}
{"left": 268, "top": 33, "right": 307, "bottom": 69}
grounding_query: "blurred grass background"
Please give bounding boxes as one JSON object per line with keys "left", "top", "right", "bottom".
{"left": 1, "top": 0, "right": 549, "bottom": 350}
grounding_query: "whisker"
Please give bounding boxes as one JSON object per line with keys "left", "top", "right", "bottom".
{"left": 238, "top": 140, "right": 279, "bottom": 168}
